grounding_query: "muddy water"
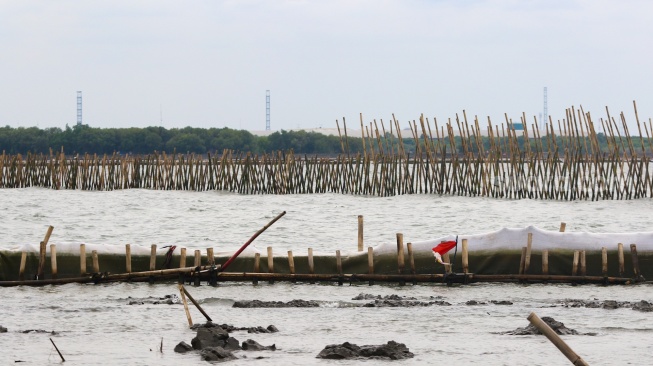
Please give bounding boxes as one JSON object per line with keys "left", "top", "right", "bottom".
{"left": 0, "top": 189, "right": 652, "bottom": 365}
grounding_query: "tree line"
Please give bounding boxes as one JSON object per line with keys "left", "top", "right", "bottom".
{"left": 0, "top": 124, "right": 363, "bottom": 155}
{"left": 0, "top": 123, "right": 632, "bottom": 157}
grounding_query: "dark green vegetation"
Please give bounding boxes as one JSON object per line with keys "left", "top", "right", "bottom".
{"left": 0, "top": 123, "right": 640, "bottom": 156}
{"left": 0, "top": 124, "right": 360, "bottom": 155}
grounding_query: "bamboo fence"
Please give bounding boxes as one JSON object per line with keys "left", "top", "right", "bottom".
{"left": 2, "top": 106, "right": 653, "bottom": 200}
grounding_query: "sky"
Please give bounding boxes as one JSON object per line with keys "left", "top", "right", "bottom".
{"left": 1, "top": 0, "right": 652, "bottom": 133}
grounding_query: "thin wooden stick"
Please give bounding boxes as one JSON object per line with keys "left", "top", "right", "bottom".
{"left": 181, "top": 284, "right": 212, "bottom": 322}
{"left": 50, "top": 338, "right": 65, "bottom": 362}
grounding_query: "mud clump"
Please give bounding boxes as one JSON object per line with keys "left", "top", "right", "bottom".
{"left": 317, "top": 341, "right": 414, "bottom": 360}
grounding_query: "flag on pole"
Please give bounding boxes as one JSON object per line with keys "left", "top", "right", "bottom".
{"left": 432, "top": 240, "right": 457, "bottom": 266}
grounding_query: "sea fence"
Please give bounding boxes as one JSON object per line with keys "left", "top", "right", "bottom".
{"left": 2, "top": 106, "right": 653, "bottom": 200}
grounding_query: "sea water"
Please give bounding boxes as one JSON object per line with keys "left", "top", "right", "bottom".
{"left": 0, "top": 189, "right": 652, "bottom": 365}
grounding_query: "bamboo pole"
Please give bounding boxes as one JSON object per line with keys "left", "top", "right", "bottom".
{"left": 462, "top": 238, "right": 469, "bottom": 274}
{"left": 357, "top": 215, "right": 364, "bottom": 251}
{"left": 601, "top": 247, "right": 608, "bottom": 276}
{"left": 220, "top": 210, "right": 286, "bottom": 272}
{"left": 205, "top": 248, "right": 214, "bottom": 266}
{"left": 92, "top": 250, "right": 99, "bottom": 273}
{"left": 572, "top": 251, "right": 579, "bottom": 276}
{"left": 519, "top": 247, "right": 527, "bottom": 275}
{"left": 267, "top": 246, "right": 274, "bottom": 284}
{"left": 527, "top": 313, "right": 589, "bottom": 366}
{"left": 194, "top": 250, "right": 201, "bottom": 267}
{"left": 193, "top": 249, "right": 201, "bottom": 286}
{"left": 267, "top": 247, "right": 274, "bottom": 273}
{"left": 253, "top": 252, "right": 260, "bottom": 285}
{"left": 443, "top": 253, "right": 452, "bottom": 274}
{"left": 150, "top": 244, "right": 157, "bottom": 271}
{"left": 524, "top": 233, "right": 533, "bottom": 273}
{"left": 396, "top": 233, "right": 405, "bottom": 274}
{"left": 80, "top": 244, "right": 87, "bottom": 275}
{"left": 181, "top": 285, "right": 212, "bottom": 322}
{"left": 50, "top": 244, "right": 58, "bottom": 279}
{"left": 37, "top": 241, "right": 46, "bottom": 280}
{"left": 630, "top": 244, "right": 641, "bottom": 280}
{"left": 367, "top": 246, "right": 374, "bottom": 286}
{"left": 19, "top": 251, "right": 27, "bottom": 281}
{"left": 617, "top": 243, "right": 624, "bottom": 277}
{"left": 308, "top": 248, "right": 315, "bottom": 284}
{"left": 125, "top": 244, "right": 132, "bottom": 273}
{"left": 178, "top": 283, "right": 193, "bottom": 327}
{"left": 287, "top": 250, "right": 295, "bottom": 284}
{"left": 179, "top": 247, "right": 187, "bottom": 269}
{"left": 336, "top": 250, "right": 343, "bottom": 285}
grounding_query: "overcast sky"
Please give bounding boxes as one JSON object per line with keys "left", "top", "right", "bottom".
{"left": 1, "top": 0, "right": 651, "bottom": 132}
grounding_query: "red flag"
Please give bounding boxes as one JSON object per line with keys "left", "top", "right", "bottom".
{"left": 432, "top": 240, "right": 456, "bottom": 265}
{"left": 432, "top": 240, "right": 457, "bottom": 255}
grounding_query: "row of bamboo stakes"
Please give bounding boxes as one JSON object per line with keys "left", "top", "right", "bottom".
{"left": 6, "top": 220, "right": 643, "bottom": 286}
{"left": 2, "top": 104, "right": 653, "bottom": 199}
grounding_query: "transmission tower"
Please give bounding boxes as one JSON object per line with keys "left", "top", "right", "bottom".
{"left": 76, "top": 91, "right": 83, "bottom": 126}
{"left": 543, "top": 87, "right": 548, "bottom": 129}
{"left": 266, "top": 90, "right": 270, "bottom": 131}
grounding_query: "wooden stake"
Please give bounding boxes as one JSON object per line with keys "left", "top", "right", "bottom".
{"left": 443, "top": 253, "right": 452, "bottom": 274}
{"left": 267, "top": 246, "right": 274, "bottom": 284}
{"left": 194, "top": 250, "right": 201, "bottom": 267}
{"left": 37, "top": 241, "right": 46, "bottom": 280}
{"left": 80, "top": 244, "right": 86, "bottom": 275}
{"left": 527, "top": 313, "right": 589, "bottom": 366}
{"left": 519, "top": 247, "right": 527, "bottom": 275}
{"left": 542, "top": 250, "right": 549, "bottom": 275}
{"left": 572, "top": 251, "right": 579, "bottom": 276}
{"left": 92, "top": 250, "right": 99, "bottom": 273}
{"left": 193, "top": 249, "right": 201, "bottom": 286}
{"left": 19, "top": 251, "right": 27, "bottom": 281}
{"left": 630, "top": 244, "right": 641, "bottom": 279}
{"left": 462, "top": 238, "right": 469, "bottom": 274}
{"left": 601, "top": 247, "right": 608, "bottom": 276}
{"left": 125, "top": 244, "right": 132, "bottom": 273}
{"left": 357, "top": 215, "right": 364, "bottom": 251}
{"left": 617, "top": 243, "right": 624, "bottom": 277}
{"left": 396, "top": 233, "right": 405, "bottom": 274}
{"left": 50, "top": 244, "right": 58, "bottom": 279}
{"left": 524, "top": 233, "right": 533, "bottom": 273}
{"left": 287, "top": 250, "right": 295, "bottom": 274}
{"left": 308, "top": 248, "right": 315, "bottom": 284}
{"left": 253, "top": 252, "right": 260, "bottom": 285}
{"left": 179, "top": 247, "right": 187, "bottom": 269}
{"left": 150, "top": 244, "right": 157, "bottom": 271}
{"left": 178, "top": 283, "right": 193, "bottom": 327}
{"left": 207, "top": 248, "right": 215, "bottom": 266}
{"left": 580, "top": 250, "right": 586, "bottom": 276}
{"left": 267, "top": 247, "right": 274, "bottom": 273}
{"left": 336, "top": 250, "right": 343, "bottom": 285}
{"left": 367, "top": 246, "right": 374, "bottom": 286}
{"left": 559, "top": 222, "right": 566, "bottom": 232}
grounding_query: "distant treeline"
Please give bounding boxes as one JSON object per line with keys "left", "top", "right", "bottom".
{"left": 0, "top": 123, "right": 638, "bottom": 156}
{"left": 0, "top": 124, "right": 364, "bottom": 155}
